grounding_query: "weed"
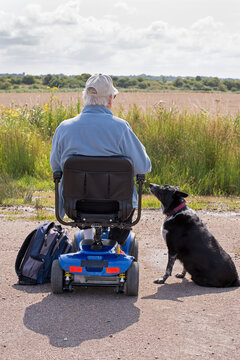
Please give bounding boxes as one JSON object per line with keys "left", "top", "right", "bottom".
{"left": 24, "top": 190, "right": 34, "bottom": 204}
{"left": 34, "top": 198, "right": 43, "bottom": 210}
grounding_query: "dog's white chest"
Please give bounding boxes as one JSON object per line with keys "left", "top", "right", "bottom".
{"left": 161, "top": 224, "right": 168, "bottom": 243}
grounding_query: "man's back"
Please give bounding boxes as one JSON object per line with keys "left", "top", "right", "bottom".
{"left": 52, "top": 105, "right": 127, "bottom": 168}
{"left": 50, "top": 105, "right": 151, "bottom": 177}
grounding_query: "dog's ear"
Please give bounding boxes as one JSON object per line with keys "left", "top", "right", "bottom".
{"left": 174, "top": 190, "right": 188, "bottom": 198}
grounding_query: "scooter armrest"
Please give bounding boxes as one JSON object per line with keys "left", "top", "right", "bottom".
{"left": 136, "top": 174, "right": 145, "bottom": 184}
{"left": 53, "top": 171, "right": 62, "bottom": 182}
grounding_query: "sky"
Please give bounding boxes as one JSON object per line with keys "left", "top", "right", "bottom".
{"left": 1, "top": 0, "right": 240, "bottom": 78}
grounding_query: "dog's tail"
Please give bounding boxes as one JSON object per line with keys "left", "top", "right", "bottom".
{"left": 229, "top": 277, "right": 240, "bottom": 287}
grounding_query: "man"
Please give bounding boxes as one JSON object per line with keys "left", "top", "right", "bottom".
{"left": 50, "top": 73, "right": 151, "bottom": 243}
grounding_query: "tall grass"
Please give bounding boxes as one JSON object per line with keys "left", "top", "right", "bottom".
{"left": 0, "top": 92, "right": 81, "bottom": 183}
{"left": 0, "top": 96, "right": 239, "bottom": 201}
{"left": 124, "top": 104, "right": 240, "bottom": 195}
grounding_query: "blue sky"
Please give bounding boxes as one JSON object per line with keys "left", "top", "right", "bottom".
{"left": 1, "top": 0, "right": 240, "bottom": 77}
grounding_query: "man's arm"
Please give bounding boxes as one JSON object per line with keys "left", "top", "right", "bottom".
{"left": 50, "top": 127, "right": 62, "bottom": 172}
{"left": 119, "top": 123, "right": 151, "bottom": 175}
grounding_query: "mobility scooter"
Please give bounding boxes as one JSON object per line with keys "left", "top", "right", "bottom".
{"left": 51, "top": 155, "right": 145, "bottom": 296}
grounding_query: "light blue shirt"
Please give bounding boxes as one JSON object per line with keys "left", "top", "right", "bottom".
{"left": 50, "top": 105, "right": 151, "bottom": 218}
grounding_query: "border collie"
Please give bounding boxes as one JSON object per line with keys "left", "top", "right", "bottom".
{"left": 150, "top": 183, "right": 239, "bottom": 287}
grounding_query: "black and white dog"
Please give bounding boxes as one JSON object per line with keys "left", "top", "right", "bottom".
{"left": 150, "top": 183, "right": 239, "bottom": 287}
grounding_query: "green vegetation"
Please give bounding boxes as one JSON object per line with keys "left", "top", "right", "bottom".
{"left": 142, "top": 195, "right": 240, "bottom": 211}
{"left": 129, "top": 105, "right": 240, "bottom": 196}
{"left": 1, "top": 73, "right": 240, "bottom": 93}
{"left": 0, "top": 94, "right": 239, "bottom": 206}
{"left": 1, "top": 193, "right": 239, "bottom": 221}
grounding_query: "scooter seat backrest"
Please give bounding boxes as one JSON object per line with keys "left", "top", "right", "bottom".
{"left": 62, "top": 155, "right": 134, "bottom": 223}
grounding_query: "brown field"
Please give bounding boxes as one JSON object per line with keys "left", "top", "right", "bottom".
{"left": 1, "top": 91, "right": 240, "bottom": 116}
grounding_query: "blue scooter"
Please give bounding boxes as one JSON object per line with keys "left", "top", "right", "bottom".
{"left": 51, "top": 155, "right": 144, "bottom": 296}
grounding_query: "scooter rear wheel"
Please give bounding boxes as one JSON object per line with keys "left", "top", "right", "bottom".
{"left": 124, "top": 261, "right": 139, "bottom": 296}
{"left": 51, "top": 259, "right": 64, "bottom": 294}
{"left": 128, "top": 234, "right": 138, "bottom": 261}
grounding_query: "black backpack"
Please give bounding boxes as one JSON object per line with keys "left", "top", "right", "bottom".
{"left": 15, "top": 221, "right": 72, "bottom": 285}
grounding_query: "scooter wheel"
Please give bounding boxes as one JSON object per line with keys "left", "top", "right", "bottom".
{"left": 124, "top": 261, "right": 139, "bottom": 296}
{"left": 51, "top": 259, "right": 64, "bottom": 294}
{"left": 129, "top": 234, "right": 138, "bottom": 261}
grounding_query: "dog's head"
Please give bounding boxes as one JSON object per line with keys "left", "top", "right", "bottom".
{"left": 150, "top": 183, "right": 188, "bottom": 215}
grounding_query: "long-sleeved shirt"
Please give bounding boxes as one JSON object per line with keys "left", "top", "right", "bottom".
{"left": 50, "top": 105, "right": 151, "bottom": 218}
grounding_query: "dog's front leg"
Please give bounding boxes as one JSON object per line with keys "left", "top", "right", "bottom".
{"left": 154, "top": 254, "right": 177, "bottom": 284}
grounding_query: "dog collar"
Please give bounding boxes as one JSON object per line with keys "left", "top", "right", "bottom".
{"left": 166, "top": 202, "right": 187, "bottom": 217}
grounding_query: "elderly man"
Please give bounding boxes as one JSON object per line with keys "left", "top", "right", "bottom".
{"left": 50, "top": 73, "right": 151, "bottom": 243}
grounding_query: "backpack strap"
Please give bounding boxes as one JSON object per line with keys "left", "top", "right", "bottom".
{"left": 15, "top": 229, "right": 37, "bottom": 277}
{"left": 30, "top": 221, "right": 54, "bottom": 260}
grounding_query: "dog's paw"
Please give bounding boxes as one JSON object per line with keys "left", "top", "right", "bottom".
{"left": 153, "top": 278, "right": 165, "bottom": 284}
{"left": 175, "top": 273, "right": 185, "bottom": 279}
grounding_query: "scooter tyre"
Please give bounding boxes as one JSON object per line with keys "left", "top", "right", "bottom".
{"left": 124, "top": 261, "right": 139, "bottom": 296}
{"left": 51, "top": 259, "right": 64, "bottom": 294}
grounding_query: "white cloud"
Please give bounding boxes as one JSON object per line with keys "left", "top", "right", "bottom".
{"left": 114, "top": 2, "right": 136, "bottom": 15}
{"left": 191, "top": 16, "right": 223, "bottom": 32}
{"left": 0, "top": 2, "right": 240, "bottom": 77}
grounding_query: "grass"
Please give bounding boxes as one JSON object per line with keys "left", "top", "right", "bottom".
{"left": 1, "top": 191, "right": 239, "bottom": 217}
{"left": 126, "top": 105, "right": 240, "bottom": 196}
{"left": 142, "top": 194, "right": 240, "bottom": 211}
{"left": 0, "top": 94, "right": 239, "bottom": 207}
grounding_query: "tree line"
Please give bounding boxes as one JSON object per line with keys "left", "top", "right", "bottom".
{"left": 0, "top": 73, "right": 240, "bottom": 93}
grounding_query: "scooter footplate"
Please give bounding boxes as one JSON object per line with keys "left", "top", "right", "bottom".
{"left": 73, "top": 274, "right": 121, "bottom": 286}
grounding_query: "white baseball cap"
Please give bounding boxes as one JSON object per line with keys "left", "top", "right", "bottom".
{"left": 85, "top": 73, "right": 118, "bottom": 97}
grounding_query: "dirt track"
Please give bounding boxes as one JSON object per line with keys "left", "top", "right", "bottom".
{"left": 0, "top": 210, "right": 239, "bottom": 360}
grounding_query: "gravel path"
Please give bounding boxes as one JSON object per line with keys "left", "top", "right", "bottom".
{"left": 0, "top": 210, "right": 239, "bottom": 360}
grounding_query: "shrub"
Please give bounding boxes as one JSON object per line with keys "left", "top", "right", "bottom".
{"left": 22, "top": 75, "right": 35, "bottom": 85}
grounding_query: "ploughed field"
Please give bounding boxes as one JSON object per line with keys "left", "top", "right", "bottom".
{"left": 1, "top": 91, "right": 240, "bottom": 115}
